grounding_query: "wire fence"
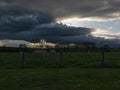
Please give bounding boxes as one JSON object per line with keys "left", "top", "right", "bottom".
{"left": 0, "top": 48, "right": 120, "bottom": 69}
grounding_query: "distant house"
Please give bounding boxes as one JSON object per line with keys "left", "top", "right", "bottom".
{"left": 27, "top": 40, "right": 56, "bottom": 49}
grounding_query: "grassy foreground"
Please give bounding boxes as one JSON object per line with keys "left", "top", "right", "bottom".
{"left": 0, "top": 51, "right": 120, "bottom": 90}
{"left": 0, "top": 68, "right": 120, "bottom": 90}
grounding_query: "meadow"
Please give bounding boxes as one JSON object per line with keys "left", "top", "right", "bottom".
{"left": 0, "top": 48, "right": 120, "bottom": 90}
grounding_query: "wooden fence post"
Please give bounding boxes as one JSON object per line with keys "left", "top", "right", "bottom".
{"left": 59, "top": 49, "right": 63, "bottom": 67}
{"left": 20, "top": 47, "right": 25, "bottom": 69}
{"left": 101, "top": 47, "right": 104, "bottom": 66}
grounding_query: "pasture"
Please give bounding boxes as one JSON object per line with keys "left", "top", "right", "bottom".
{"left": 0, "top": 49, "right": 120, "bottom": 90}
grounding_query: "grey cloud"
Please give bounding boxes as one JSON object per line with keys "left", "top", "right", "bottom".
{"left": 0, "top": 23, "right": 94, "bottom": 42}
{"left": 36, "top": 23, "right": 94, "bottom": 36}
{"left": 0, "top": 9, "right": 55, "bottom": 33}
{"left": 0, "top": 0, "right": 120, "bottom": 19}
{"left": 0, "top": 8, "right": 94, "bottom": 42}
{"left": 5, "top": 0, "right": 119, "bottom": 19}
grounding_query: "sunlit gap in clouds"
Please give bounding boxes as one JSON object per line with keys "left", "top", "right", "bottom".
{"left": 91, "top": 29, "right": 120, "bottom": 39}
{"left": 56, "top": 17, "right": 113, "bottom": 26}
{"left": 56, "top": 17, "right": 120, "bottom": 40}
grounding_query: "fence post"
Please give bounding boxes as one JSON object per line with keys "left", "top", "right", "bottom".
{"left": 59, "top": 49, "right": 63, "bottom": 67}
{"left": 101, "top": 47, "right": 104, "bottom": 66}
{"left": 20, "top": 46, "right": 25, "bottom": 69}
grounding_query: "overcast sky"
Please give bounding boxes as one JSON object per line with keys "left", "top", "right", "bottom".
{"left": 0, "top": 0, "right": 120, "bottom": 47}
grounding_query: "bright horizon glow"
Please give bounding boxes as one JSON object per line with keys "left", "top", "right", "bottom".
{"left": 91, "top": 29, "right": 118, "bottom": 39}
{"left": 57, "top": 17, "right": 110, "bottom": 28}
{"left": 57, "top": 18, "right": 103, "bottom": 26}
{"left": 57, "top": 17, "right": 120, "bottom": 39}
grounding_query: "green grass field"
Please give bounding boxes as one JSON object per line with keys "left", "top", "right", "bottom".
{"left": 0, "top": 51, "right": 120, "bottom": 90}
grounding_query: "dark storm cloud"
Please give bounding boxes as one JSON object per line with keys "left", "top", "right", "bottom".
{"left": 1, "top": 0, "right": 119, "bottom": 19}
{"left": 0, "top": 0, "right": 120, "bottom": 45}
{"left": 0, "top": 21, "right": 94, "bottom": 42}
{"left": 0, "top": 6, "right": 94, "bottom": 42}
